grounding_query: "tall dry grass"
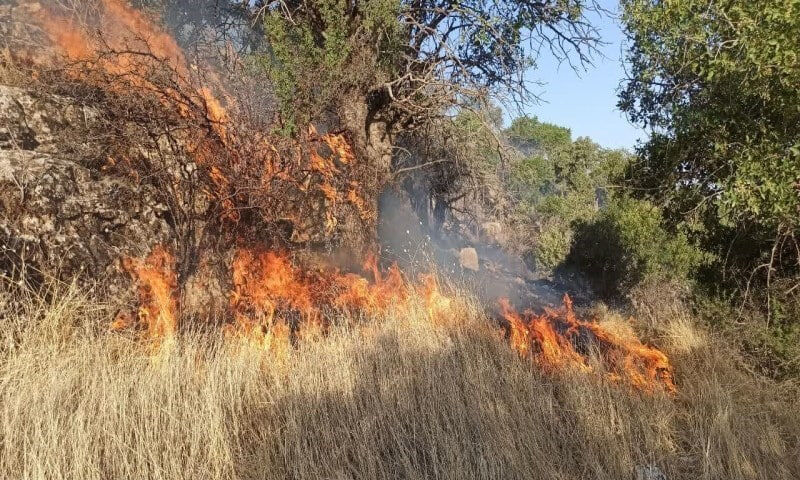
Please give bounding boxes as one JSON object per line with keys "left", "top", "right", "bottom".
{"left": 0, "top": 279, "right": 798, "bottom": 480}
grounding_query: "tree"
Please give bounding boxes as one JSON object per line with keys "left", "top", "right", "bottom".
{"left": 619, "top": 0, "right": 800, "bottom": 296}
{"left": 504, "top": 115, "right": 633, "bottom": 272}
{"left": 506, "top": 115, "right": 571, "bottom": 153}
{"left": 259, "top": 0, "right": 601, "bottom": 182}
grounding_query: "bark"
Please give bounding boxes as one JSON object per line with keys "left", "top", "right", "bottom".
{"left": 338, "top": 93, "right": 395, "bottom": 251}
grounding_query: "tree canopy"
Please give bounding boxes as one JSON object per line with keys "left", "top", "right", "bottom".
{"left": 259, "top": 0, "right": 601, "bottom": 137}
{"left": 507, "top": 115, "right": 572, "bottom": 153}
{"left": 619, "top": 0, "right": 800, "bottom": 291}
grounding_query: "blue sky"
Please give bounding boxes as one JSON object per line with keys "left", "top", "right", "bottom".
{"left": 513, "top": 2, "right": 645, "bottom": 151}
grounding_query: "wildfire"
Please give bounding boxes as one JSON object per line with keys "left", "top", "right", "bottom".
{"left": 29, "top": 2, "right": 674, "bottom": 394}
{"left": 114, "top": 245, "right": 675, "bottom": 393}
{"left": 228, "top": 248, "right": 414, "bottom": 343}
{"left": 35, "top": 0, "right": 229, "bottom": 138}
{"left": 499, "top": 295, "right": 675, "bottom": 393}
{"left": 120, "top": 245, "right": 179, "bottom": 340}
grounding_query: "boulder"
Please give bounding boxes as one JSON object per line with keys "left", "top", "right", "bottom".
{"left": 481, "top": 221, "right": 506, "bottom": 245}
{"left": 0, "top": 85, "right": 101, "bottom": 157}
{"left": 459, "top": 247, "right": 479, "bottom": 271}
{"left": 0, "top": 149, "right": 172, "bottom": 288}
{"left": 0, "top": 84, "right": 172, "bottom": 291}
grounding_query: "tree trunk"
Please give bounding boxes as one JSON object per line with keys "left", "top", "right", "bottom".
{"left": 339, "top": 94, "right": 394, "bottom": 181}
{"left": 339, "top": 94, "right": 395, "bottom": 252}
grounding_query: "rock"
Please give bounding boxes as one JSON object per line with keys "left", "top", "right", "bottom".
{"left": 481, "top": 221, "right": 506, "bottom": 245}
{"left": 0, "top": 85, "right": 100, "bottom": 157}
{"left": 636, "top": 465, "right": 667, "bottom": 480}
{"left": 459, "top": 247, "right": 479, "bottom": 271}
{"left": 0, "top": 149, "right": 172, "bottom": 288}
{"left": 0, "top": 80, "right": 376, "bottom": 310}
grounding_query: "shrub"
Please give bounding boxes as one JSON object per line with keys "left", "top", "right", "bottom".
{"left": 567, "top": 197, "right": 705, "bottom": 297}
{"left": 694, "top": 292, "right": 800, "bottom": 380}
{"left": 525, "top": 220, "right": 573, "bottom": 272}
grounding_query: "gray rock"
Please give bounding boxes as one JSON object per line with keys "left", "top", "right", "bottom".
{"left": 0, "top": 149, "right": 171, "bottom": 288}
{"left": 635, "top": 465, "right": 667, "bottom": 480}
{"left": 459, "top": 247, "right": 479, "bottom": 271}
{"left": 0, "top": 85, "right": 100, "bottom": 156}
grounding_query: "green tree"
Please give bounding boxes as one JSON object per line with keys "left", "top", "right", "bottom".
{"left": 619, "top": 0, "right": 800, "bottom": 294}
{"left": 260, "top": 0, "right": 601, "bottom": 181}
{"left": 505, "top": 120, "right": 633, "bottom": 271}
{"left": 506, "top": 115, "right": 572, "bottom": 151}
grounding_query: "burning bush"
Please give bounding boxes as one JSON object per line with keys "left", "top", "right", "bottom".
{"left": 1, "top": 1, "right": 380, "bottom": 307}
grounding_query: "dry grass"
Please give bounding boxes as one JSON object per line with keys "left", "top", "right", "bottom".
{"left": 0, "top": 280, "right": 798, "bottom": 480}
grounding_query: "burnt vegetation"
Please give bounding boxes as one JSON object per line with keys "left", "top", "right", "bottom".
{"left": 0, "top": 1, "right": 799, "bottom": 479}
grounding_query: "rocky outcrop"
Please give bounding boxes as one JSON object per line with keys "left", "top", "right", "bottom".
{"left": 0, "top": 85, "right": 99, "bottom": 155}
{"left": 0, "top": 85, "right": 172, "bottom": 289}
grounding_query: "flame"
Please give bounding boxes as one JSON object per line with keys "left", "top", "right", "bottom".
{"left": 499, "top": 295, "right": 675, "bottom": 393}
{"left": 35, "top": 0, "right": 229, "bottom": 138}
{"left": 208, "top": 164, "right": 240, "bottom": 223}
{"left": 31, "top": 2, "right": 376, "bottom": 240}
{"left": 121, "top": 245, "right": 179, "bottom": 340}
{"left": 32, "top": 3, "right": 673, "bottom": 393}
{"left": 419, "top": 274, "right": 453, "bottom": 323}
{"left": 117, "top": 245, "right": 674, "bottom": 392}
{"left": 231, "top": 249, "right": 317, "bottom": 324}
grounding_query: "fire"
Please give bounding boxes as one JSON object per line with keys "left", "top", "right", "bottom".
{"left": 231, "top": 249, "right": 318, "bottom": 327}
{"left": 229, "top": 248, "right": 412, "bottom": 341}
{"left": 121, "top": 245, "right": 179, "bottom": 340}
{"left": 347, "top": 186, "right": 375, "bottom": 221}
{"left": 31, "top": 2, "right": 674, "bottom": 393}
{"left": 116, "top": 245, "right": 674, "bottom": 392}
{"left": 35, "top": 0, "right": 229, "bottom": 138}
{"left": 499, "top": 295, "right": 675, "bottom": 393}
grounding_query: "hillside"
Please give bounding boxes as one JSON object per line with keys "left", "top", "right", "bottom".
{"left": 1, "top": 1, "right": 799, "bottom": 479}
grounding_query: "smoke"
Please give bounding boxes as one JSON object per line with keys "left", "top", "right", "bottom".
{"left": 378, "top": 184, "right": 577, "bottom": 317}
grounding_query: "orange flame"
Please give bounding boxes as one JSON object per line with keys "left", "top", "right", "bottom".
{"left": 36, "top": 0, "right": 229, "bottom": 138}
{"left": 499, "top": 295, "right": 675, "bottom": 393}
{"left": 117, "top": 245, "right": 674, "bottom": 392}
{"left": 231, "top": 249, "right": 317, "bottom": 324}
{"left": 121, "top": 245, "right": 179, "bottom": 339}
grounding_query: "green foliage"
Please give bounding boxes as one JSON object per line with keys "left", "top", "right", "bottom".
{"left": 452, "top": 108, "right": 504, "bottom": 171}
{"left": 507, "top": 116, "right": 571, "bottom": 150}
{"left": 695, "top": 293, "right": 800, "bottom": 379}
{"left": 261, "top": 0, "right": 402, "bottom": 134}
{"left": 259, "top": 1, "right": 599, "bottom": 139}
{"left": 527, "top": 221, "right": 573, "bottom": 271}
{"left": 619, "top": 0, "right": 800, "bottom": 288}
{"left": 506, "top": 125, "right": 633, "bottom": 273}
{"left": 567, "top": 197, "right": 705, "bottom": 297}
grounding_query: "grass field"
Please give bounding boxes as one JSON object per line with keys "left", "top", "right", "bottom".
{"left": 1, "top": 279, "right": 798, "bottom": 480}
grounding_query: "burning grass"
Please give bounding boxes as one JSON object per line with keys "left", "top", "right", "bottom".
{"left": 0, "top": 278, "right": 798, "bottom": 480}
{"left": 116, "top": 245, "right": 675, "bottom": 393}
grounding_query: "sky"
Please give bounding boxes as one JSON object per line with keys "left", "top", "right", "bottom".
{"left": 513, "top": 2, "right": 645, "bottom": 151}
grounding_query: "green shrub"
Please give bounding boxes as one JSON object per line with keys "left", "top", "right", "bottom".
{"left": 525, "top": 221, "right": 573, "bottom": 272}
{"left": 567, "top": 197, "right": 705, "bottom": 297}
{"left": 694, "top": 290, "right": 800, "bottom": 380}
